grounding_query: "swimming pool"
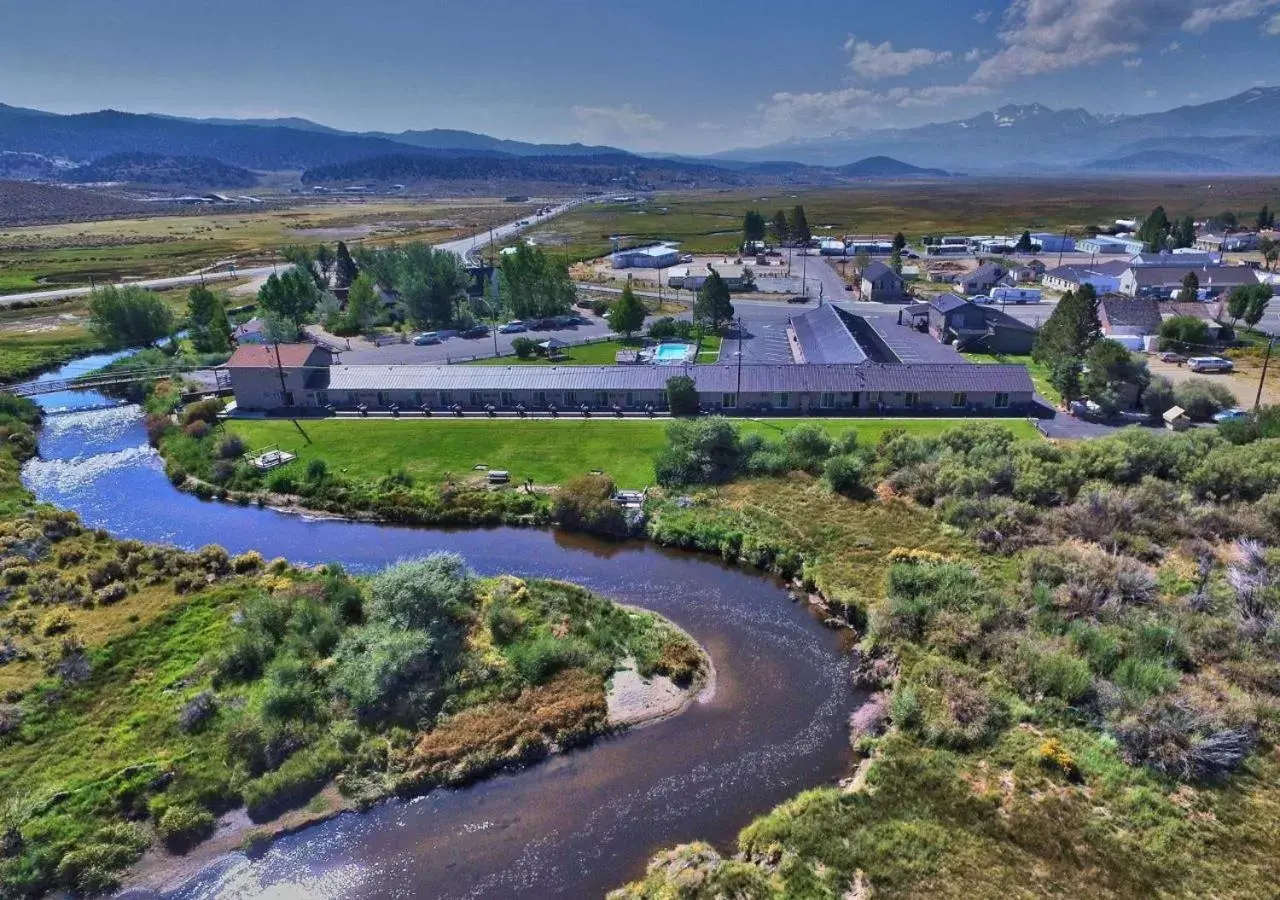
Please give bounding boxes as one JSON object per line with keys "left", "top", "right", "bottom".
{"left": 653, "top": 342, "right": 695, "bottom": 364}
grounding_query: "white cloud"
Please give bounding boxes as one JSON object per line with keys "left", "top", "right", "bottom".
{"left": 974, "top": 9, "right": 993, "bottom": 23}
{"left": 1145, "top": 88, "right": 1160, "bottom": 97}
{"left": 1161, "top": 40, "right": 1184, "bottom": 52}
{"left": 571, "top": 104, "right": 665, "bottom": 142}
{"left": 845, "top": 37, "right": 953, "bottom": 79}
{"left": 696, "top": 121, "right": 724, "bottom": 132}
{"left": 755, "top": 83, "right": 990, "bottom": 136}
{"left": 1123, "top": 57, "right": 1143, "bottom": 67}
{"left": 1266, "top": 11, "right": 1280, "bottom": 32}
{"left": 887, "top": 84, "right": 991, "bottom": 107}
{"left": 1182, "top": 0, "right": 1280, "bottom": 32}
{"left": 971, "top": 0, "right": 1279, "bottom": 84}
{"left": 964, "top": 47, "right": 985, "bottom": 62}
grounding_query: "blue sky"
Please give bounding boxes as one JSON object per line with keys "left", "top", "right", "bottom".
{"left": 2, "top": 0, "right": 1279, "bottom": 153}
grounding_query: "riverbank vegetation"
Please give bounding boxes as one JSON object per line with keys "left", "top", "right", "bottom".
{"left": 615, "top": 420, "right": 1280, "bottom": 898}
{"left": 0, "top": 397, "right": 701, "bottom": 898}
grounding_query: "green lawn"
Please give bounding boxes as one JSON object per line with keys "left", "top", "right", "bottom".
{"left": 226, "top": 417, "right": 1040, "bottom": 489}
{"left": 468, "top": 333, "right": 723, "bottom": 367}
{"left": 961, "top": 351, "right": 1060, "bottom": 405}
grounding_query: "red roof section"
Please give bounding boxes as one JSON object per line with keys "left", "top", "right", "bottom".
{"left": 225, "top": 344, "right": 327, "bottom": 368}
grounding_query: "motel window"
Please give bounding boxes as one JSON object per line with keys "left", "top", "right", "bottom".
{"left": 595, "top": 391, "right": 609, "bottom": 406}
{"left": 565, "top": 391, "right": 577, "bottom": 405}
{"left": 952, "top": 392, "right": 967, "bottom": 408}
{"left": 413, "top": 391, "right": 424, "bottom": 406}
{"left": 775, "top": 392, "right": 790, "bottom": 409}
{"left": 851, "top": 392, "right": 861, "bottom": 409}
{"left": 501, "top": 391, "right": 514, "bottom": 406}
{"left": 376, "top": 391, "right": 388, "bottom": 406}
{"left": 904, "top": 392, "right": 919, "bottom": 408}
{"left": 470, "top": 392, "right": 484, "bottom": 406}
{"left": 722, "top": 393, "right": 737, "bottom": 409}
{"left": 658, "top": 391, "right": 668, "bottom": 407}
{"left": 994, "top": 392, "right": 1010, "bottom": 409}
{"left": 314, "top": 390, "right": 329, "bottom": 407}
{"left": 440, "top": 391, "right": 452, "bottom": 406}
{"left": 534, "top": 391, "right": 546, "bottom": 405}
{"left": 626, "top": 391, "right": 636, "bottom": 407}
{"left": 820, "top": 392, "right": 836, "bottom": 409}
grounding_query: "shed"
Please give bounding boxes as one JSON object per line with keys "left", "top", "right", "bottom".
{"left": 1163, "top": 406, "right": 1191, "bottom": 432}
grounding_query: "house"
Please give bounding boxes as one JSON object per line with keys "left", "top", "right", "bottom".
{"left": 1195, "top": 233, "right": 1260, "bottom": 252}
{"left": 1013, "top": 260, "right": 1048, "bottom": 282}
{"left": 224, "top": 343, "right": 333, "bottom": 410}
{"left": 1031, "top": 233, "right": 1075, "bottom": 253}
{"left": 1129, "top": 251, "right": 1221, "bottom": 268}
{"left": 1041, "top": 261, "right": 1128, "bottom": 293}
{"left": 1098, "top": 294, "right": 1162, "bottom": 337}
{"left": 898, "top": 293, "right": 1036, "bottom": 355}
{"left": 611, "top": 244, "right": 680, "bottom": 269}
{"left": 860, "top": 261, "right": 907, "bottom": 302}
{"left": 1161, "top": 303, "right": 1224, "bottom": 340}
{"left": 232, "top": 317, "right": 267, "bottom": 345}
{"left": 1078, "top": 236, "right": 1142, "bottom": 255}
{"left": 959, "top": 263, "right": 1007, "bottom": 295}
{"left": 1118, "top": 265, "right": 1259, "bottom": 299}
{"left": 230, "top": 359, "right": 1036, "bottom": 416}
{"left": 668, "top": 263, "right": 754, "bottom": 292}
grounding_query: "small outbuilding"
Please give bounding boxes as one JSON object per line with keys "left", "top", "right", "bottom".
{"left": 1163, "top": 406, "right": 1191, "bottom": 432}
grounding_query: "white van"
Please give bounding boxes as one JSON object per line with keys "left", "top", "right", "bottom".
{"left": 990, "top": 286, "right": 1042, "bottom": 304}
{"left": 1188, "top": 356, "right": 1234, "bottom": 373}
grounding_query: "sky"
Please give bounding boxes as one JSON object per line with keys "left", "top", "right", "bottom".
{"left": 2, "top": 0, "right": 1279, "bottom": 154}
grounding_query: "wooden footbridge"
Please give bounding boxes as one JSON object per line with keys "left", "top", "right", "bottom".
{"left": 3, "top": 366, "right": 230, "bottom": 398}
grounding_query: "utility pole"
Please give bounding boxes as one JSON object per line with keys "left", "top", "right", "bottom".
{"left": 735, "top": 315, "right": 743, "bottom": 404}
{"left": 272, "top": 341, "right": 291, "bottom": 408}
{"left": 1255, "top": 335, "right": 1274, "bottom": 410}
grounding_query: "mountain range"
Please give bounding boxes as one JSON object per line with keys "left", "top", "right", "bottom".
{"left": 0, "top": 86, "right": 1278, "bottom": 192}
{"left": 718, "top": 87, "right": 1280, "bottom": 172}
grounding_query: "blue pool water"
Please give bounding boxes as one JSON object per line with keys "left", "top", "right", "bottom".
{"left": 654, "top": 342, "right": 693, "bottom": 363}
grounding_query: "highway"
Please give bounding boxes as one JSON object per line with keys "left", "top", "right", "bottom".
{"left": 0, "top": 198, "right": 589, "bottom": 308}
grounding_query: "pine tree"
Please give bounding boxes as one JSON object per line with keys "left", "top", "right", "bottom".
{"left": 694, "top": 270, "right": 734, "bottom": 330}
{"left": 1032, "top": 284, "right": 1101, "bottom": 366}
{"left": 1257, "top": 205, "right": 1271, "bottom": 232}
{"left": 1137, "top": 205, "right": 1170, "bottom": 251}
{"left": 186, "top": 285, "right": 231, "bottom": 353}
{"left": 771, "top": 210, "right": 790, "bottom": 244}
{"left": 743, "top": 210, "right": 766, "bottom": 246}
{"left": 890, "top": 249, "right": 903, "bottom": 274}
{"left": 1180, "top": 270, "right": 1200, "bottom": 301}
{"left": 789, "top": 205, "right": 811, "bottom": 244}
{"left": 335, "top": 241, "right": 359, "bottom": 289}
{"left": 608, "top": 281, "right": 646, "bottom": 338}
{"left": 892, "top": 232, "right": 907, "bottom": 252}
{"left": 1016, "top": 231, "right": 1033, "bottom": 253}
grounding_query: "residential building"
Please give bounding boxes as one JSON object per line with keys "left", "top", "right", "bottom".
{"left": 1161, "top": 303, "right": 1224, "bottom": 340}
{"left": 1041, "top": 260, "right": 1130, "bottom": 294}
{"left": 860, "top": 261, "right": 907, "bottom": 302}
{"left": 898, "top": 293, "right": 1036, "bottom": 355}
{"left": 958, "top": 263, "right": 1007, "bottom": 295}
{"left": 1129, "top": 251, "right": 1221, "bottom": 267}
{"left": 668, "top": 262, "right": 754, "bottom": 291}
{"left": 1195, "top": 233, "right": 1260, "bottom": 252}
{"left": 231, "top": 318, "right": 267, "bottom": 345}
{"left": 1118, "top": 265, "right": 1259, "bottom": 299}
{"left": 1097, "top": 295, "right": 1162, "bottom": 338}
{"left": 611, "top": 244, "right": 680, "bottom": 269}
{"left": 1031, "top": 233, "right": 1075, "bottom": 253}
{"left": 1078, "top": 235, "right": 1145, "bottom": 255}
{"left": 224, "top": 344, "right": 333, "bottom": 410}
{"left": 228, "top": 358, "right": 1035, "bottom": 416}
{"left": 787, "top": 304, "right": 867, "bottom": 365}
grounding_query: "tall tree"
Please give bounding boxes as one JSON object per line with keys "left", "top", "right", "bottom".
{"left": 257, "top": 269, "right": 319, "bottom": 330}
{"left": 1226, "top": 285, "right": 1253, "bottom": 327}
{"left": 1032, "top": 284, "right": 1101, "bottom": 366}
{"left": 889, "top": 248, "right": 903, "bottom": 274}
{"left": 1244, "top": 285, "right": 1272, "bottom": 332}
{"left": 1180, "top": 270, "right": 1200, "bottom": 301}
{"left": 892, "top": 232, "right": 907, "bottom": 253}
{"left": 694, "top": 270, "right": 734, "bottom": 330}
{"left": 334, "top": 240, "right": 359, "bottom": 289}
{"left": 1170, "top": 215, "right": 1196, "bottom": 250}
{"left": 742, "top": 210, "right": 766, "bottom": 246}
{"left": 1016, "top": 230, "right": 1034, "bottom": 253}
{"left": 344, "top": 273, "right": 380, "bottom": 333}
{"left": 770, "top": 210, "right": 790, "bottom": 244}
{"left": 1256, "top": 204, "right": 1272, "bottom": 232}
{"left": 1259, "top": 235, "right": 1279, "bottom": 272}
{"left": 789, "top": 205, "right": 811, "bottom": 244}
{"left": 186, "top": 285, "right": 231, "bottom": 353}
{"left": 401, "top": 246, "right": 470, "bottom": 328}
{"left": 314, "top": 245, "right": 335, "bottom": 287}
{"left": 498, "top": 243, "right": 576, "bottom": 321}
{"left": 281, "top": 245, "right": 325, "bottom": 290}
{"left": 1137, "top": 205, "right": 1170, "bottom": 251}
{"left": 608, "top": 281, "right": 646, "bottom": 338}
{"left": 87, "top": 285, "right": 174, "bottom": 348}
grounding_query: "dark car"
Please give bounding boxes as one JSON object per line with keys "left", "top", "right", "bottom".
{"left": 786, "top": 296, "right": 808, "bottom": 304}
{"left": 530, "top": 318, "right": 558, "bottom": 330}
{"left": 459, "top": 325, "right": 489, "bottom": 339}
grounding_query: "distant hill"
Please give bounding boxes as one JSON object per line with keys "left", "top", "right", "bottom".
{"left": 64, "top": 152, "right": 259, "bottom": 187}
{"left": 837, "top": 155, "right": 950, "bottom": 177}
{"left": 1085, "top": 150, "right": 1235, "bottom": 173}
{"left": 0, "top": 180, "right": 148, "bottom": 226}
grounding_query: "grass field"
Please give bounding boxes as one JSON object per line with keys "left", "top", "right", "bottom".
{"left": 0, "top": 198, "right": 530, "bottom": 295}
{"left": 518, "top": 179, "right": 1280, "bottom": 261}
{"left": 225, "top": 417, "right": 1040, "bottom": 489}
{"left": 468, "top": 333, "right": 724, "bottom": 367}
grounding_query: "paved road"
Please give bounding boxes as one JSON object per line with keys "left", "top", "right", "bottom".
{"left": 439, "top": 198, "right": 589, "bottom": 263}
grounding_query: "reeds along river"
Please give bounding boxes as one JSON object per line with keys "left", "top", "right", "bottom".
{"left": 20, "top": 357, "right": 862, "bottom": 899}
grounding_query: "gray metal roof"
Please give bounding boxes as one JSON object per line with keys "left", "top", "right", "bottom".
{"left": 931, "top": 293, "right": 969, "bottom": 313}
{"left": 1128, "top": 265, "right": 1258, "bottom": 287}
{"left": 790, "top": 304, "right": 867, "bottom": 365}
{"left": 1099, "top": 294, "right": 1162, "bottom": 330}
{"left": 963, "top": 263, "right": 1006, "bottom": 283}
{"left": 315, "top": 362, "right": 1034, "bottom": 395}
{"left": 861, "top": 261, "right": 899, "bottom": 282}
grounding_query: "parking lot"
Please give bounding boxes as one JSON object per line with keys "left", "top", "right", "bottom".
{"left": 336, "top": 314, "right": 617, "bottom": 365}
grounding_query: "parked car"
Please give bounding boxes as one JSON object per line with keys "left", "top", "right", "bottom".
{"left": 970, "top": 294, "right": 993, "bottom": 304}
{"left": 786, "top": 295, "right": 808, "bottom": 304}
{"left": 459, "top": 325, "right": 489, "bottom": 339}
{"left": 530, "top": 318, "right": 558, "bottom": 330}
{"left": 1213, "top": 408, "right": 1249, "bottom": 424}
{"left": 1159, "top": 351, "right": 1186, "bottom": 364}
{"left": 1188, "top": 356, "right": 1234, "bottom": 373}
{"left": 498, "top": 321, "right": 527, "bottom": 334}
{"left": 412, "top": 331, "right": 441, "bottom": 345}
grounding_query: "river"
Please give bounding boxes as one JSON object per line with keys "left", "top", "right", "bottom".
{"left": 19, "top": 354, "right": 860, "bottom": 899}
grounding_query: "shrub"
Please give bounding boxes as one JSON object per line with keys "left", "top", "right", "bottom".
{"left": 94, "top": 582, "right": 128, "bottom": 605}
{"left": 306, "top": 459, "right": 329, "bottom": 482}
{"left": 783, "top": 424, "right": 833, "bottom": 474}
{"left": 40, "top": 609, "right": 73, "bottom": 636}
{"left": 179, "top": 690, "right": 219, "bottom": 733}
{"left": 367, "top": 554, "right": 476, "bottom": 632}
{"left": 894, "top": 655, "right": 1009, "bottom": 750}
{"left": 1112, "top": 699, "right": 1256, "bottom": 782}
{"left": 144, "top": 413, "right": 174, "bottom": 446}
{"left": 184, "top": 420, "right": 211, "bottom": 439}
{"left": 181, "top": 398, "right": 223, "bottom": 426}
{"left": 487, "top": 597, "right": 524, "bottom": 645}
{"left": 506, "top": 633, "right": 591, "bottom": 684}
{"left": 1174, "top": 378, "right": 1236, "bottom": 421}
{"left": 156, "top": 804, "right": 216, "bottom": 853}
{"left": 1038, "top": 738, "right": 1080, "bottom": 780}
{"left": 654, "top": 417, "right": 741, "bottom": 485}
{"left": 232, "top": 550, "right": 264, "bottom": 574}
{"left": 872, "top": 561, "right": 985, "bottom": 643}
{"left": 217, "top": 434, "right": 245, "bottom": 459}
{"left": 214, "top": 628, "right": 275, "bottom": 683}
{"left": 823, "top": 454, "right": 869, "bottom": 498}
{"left": 665, "top": 375, "right": 699, "bottom": 416}
{"left": 332, "top": 622, "right": 445, "bottom": 723}
{"left": 242, "top": 744, "right": 345, "bottom": 822}
{"left": 553, "top": 475, "right": 628, "bottom": 538}
{"left": 511, "top": 336, "right": 537, "bottom": 358}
